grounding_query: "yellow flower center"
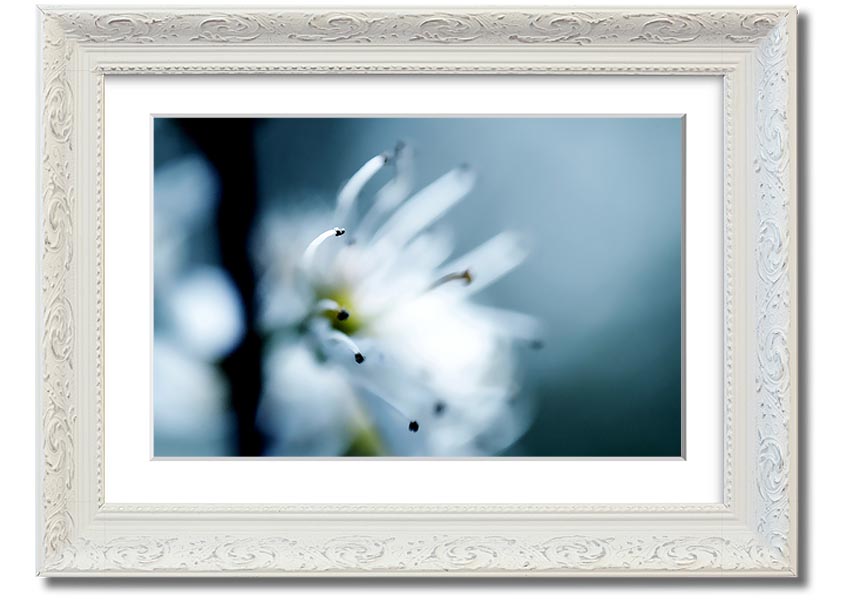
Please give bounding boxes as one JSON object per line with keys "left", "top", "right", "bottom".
{"left": 317, "top": 288, "right": 364, "bottom": 336}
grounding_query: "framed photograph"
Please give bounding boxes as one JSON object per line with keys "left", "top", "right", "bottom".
{"left": 37, "top": 6, "right": 798, "bottom": 576}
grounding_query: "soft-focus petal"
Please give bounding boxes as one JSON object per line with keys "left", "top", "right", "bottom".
{"left": 154, "top": 154, "right": 220, "bottom": 227}
{"left": 256, "top": 340, "right": 358, "bottom": 456}
{"left": 165, "top": 267, "right": 245, "bottom": 361}
{"left": 153, "top": 337, "right": 233, "bottom": 456}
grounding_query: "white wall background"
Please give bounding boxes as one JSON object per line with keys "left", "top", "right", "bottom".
{"left": 1, "top": 0, "right": 842, "bottom": 597}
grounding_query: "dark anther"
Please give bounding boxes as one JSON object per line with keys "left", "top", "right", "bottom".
{"left": 433, "top": 401, "right": 446, "bottom": 416}
{"left": 408, "top": 421, "right": 420, "bottom": 433}
{"left": 354, "top": 352, "right": 365, "bottom": 364}
{"left": 337, "top": 309, "right": 350, "bottom": 321}
{"left": 334, "top": 227, "right": 345, "bottom": 236}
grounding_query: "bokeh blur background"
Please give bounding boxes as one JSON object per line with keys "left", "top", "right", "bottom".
{"left": 154, "top": 117, "right": 682, "bottom": 457}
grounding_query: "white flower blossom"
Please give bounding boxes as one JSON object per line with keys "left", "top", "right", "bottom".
{"left": 254, "top": 144, "right": 538, "bottom": 456}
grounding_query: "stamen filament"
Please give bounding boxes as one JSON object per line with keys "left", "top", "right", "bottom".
{"left": 335, "top": 153, "right": 390, "bottom": 227}
{"left": 358, "top": 142, "right": 413, "bottom": 239}
{"left": 429, "top": 269, "right": 473, "bottom": 290}
{"left": 322, "top": 328, "right": 365, "bottom": 364}
{"left": 315, "top": 298, "right": 341, "bottom": 312}
{"left": 300, "top": 227, "right": 344, "bottom": 272}
{"left": 314, "top": 298, "right": 350, "bottom": 321}
{"left": 358, "top": 383, "right": 419, "bottom": 431}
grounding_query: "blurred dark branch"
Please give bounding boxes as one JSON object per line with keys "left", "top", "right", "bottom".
{"left": 179, "top": 118, "right": 265, "bottom": 456}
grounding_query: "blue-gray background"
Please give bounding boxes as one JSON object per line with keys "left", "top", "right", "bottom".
{"left": 155, "top": 116, "right": 683, "bottom": 456}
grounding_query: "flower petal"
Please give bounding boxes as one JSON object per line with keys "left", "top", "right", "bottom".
{"left": 372, "top": 166, "right": 475, "bottom": 250}
{"left": 442, "top": 231, "right": 528, "bottom": 296}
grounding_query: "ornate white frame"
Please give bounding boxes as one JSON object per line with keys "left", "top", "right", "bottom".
{"left": 37, "top": 6, "right": 798, "bottom": 576}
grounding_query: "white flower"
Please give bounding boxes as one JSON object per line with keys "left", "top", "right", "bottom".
{"left": 254, "top": 145, "right": 538, "bottom": 456}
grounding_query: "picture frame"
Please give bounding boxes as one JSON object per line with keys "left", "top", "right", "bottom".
{"left": 37, "top": 6, "right": 798, "bottom": 576}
